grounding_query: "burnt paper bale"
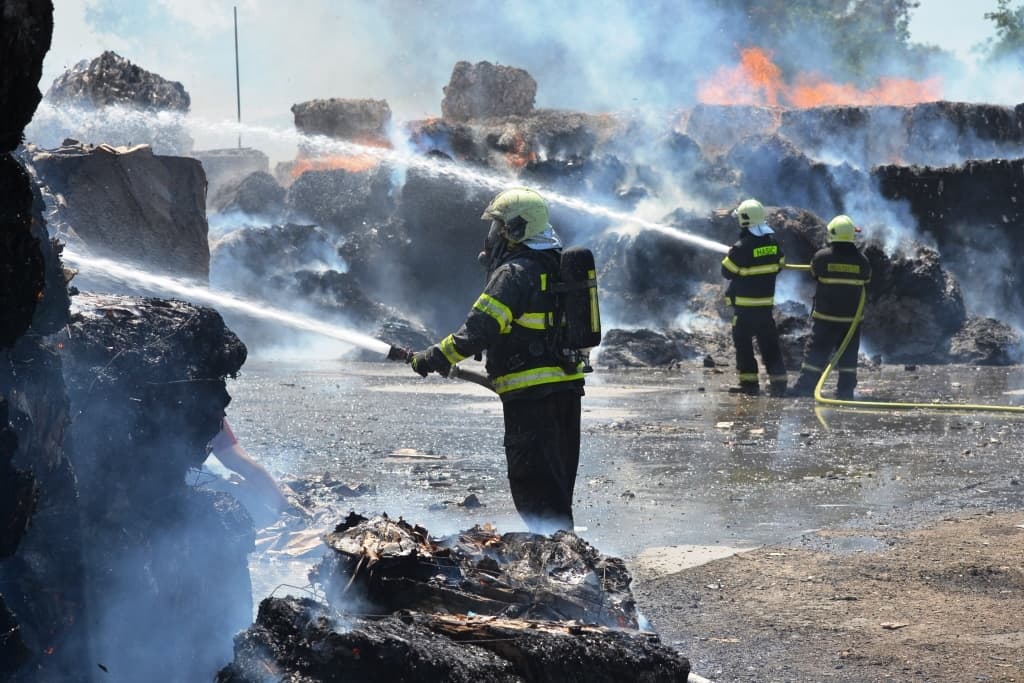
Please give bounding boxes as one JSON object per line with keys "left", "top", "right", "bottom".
{"left": 903, "top": 101, "right": 1024, "bottom": 167}
{"left": 597, "top": 329, "right": 692, "bottom": 368}
{"left": 0, "top": 397, "right": 37, "bottom": 559}
{"left": 210, "top": 222, "right": 434, "bottom": 355}
{"left": 404, "top": 117, "right": 490, "bottom": 161}
{"left": 683, "top": 104, "right": 780, "bottom": 155}
{"left": 778, "top": 105, "right": 908, "bottom": 169}
{"left": 1, "top": 4, "right": 89, "bottom": 680}
{"left": 33, "top": 51, "right": 192, "bottom": 154}
{"left": 948, "top": 317, "right": 1024, "bottom": 365}
{"left": 724, "top": 134, "right": 852, "bottom": 221}
{"left": 211, "top": 223, "right": 345, "bottom": 285}
{"left": 592, "top": 220, "right": 721, "bottom": 328}
{"left": 396, "top": 168, "right": 494, "bottom": 333}
{"left": 875, "top": 158, "right": 1024, "bottom": 233}
{"left": 45, "top": 50, "right": 189, "bottom": 111}
{"left": 861, "top": 243, "right": 966, "bottom": 363}
{"left": 208, "top": 170, "right": 286, "bottom": 218}
{"left": 19, "top": 161, "right": 73, "bottom": 337}
{"left": 2, "top": 331, "right": 86, "bottom": 682}
{"left": 62, "top": 293, "right": 255, "bottom": 682}
{"left": 219, "top": 597, "right": 520, "bottom": 683}
{"left": 874, "top": 158, "right": 1024, "bottom": 324}
{"left": 441, "top": 61, "right": 537, "bottom": 122}
{"left": 0, "top": 154, "right": 45, "bottom": 346}
{"left": 63, "top": 294, "right": 246, "bottom": 497}
{"left": 194, "top": 147, "right": 270, "bottom": 207}
{"left": 292, "top": 98, "right": 392, "bottom": 143}
{"left": 29, "top": 141, "right": 211, "bottom": 280}
{"left": 311, "top": 514, "right": 638, "bottom": 628}
{"left": 286, "top": 165, "right": 394, "bottom": 233}
{"left": 0, "top": 0, "right": 53, "bottom": 151}
{"left": 219, "top": 597, "right": 690, "bottom": 683}
{"left": 0, "top": 595, "right": 30, "bottom": 675}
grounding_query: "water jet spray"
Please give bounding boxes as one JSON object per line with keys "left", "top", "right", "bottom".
{"left": 63, "top": 247, "right": 392, "bottom": 355}
{"left": 32, "top": 106, "right": 731, "bottom": 254}
{"left": 63, "top": 247, "right": 497, "bottom": 391}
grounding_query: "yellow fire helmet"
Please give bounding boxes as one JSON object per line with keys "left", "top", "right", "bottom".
{"left": 732, "top": 198, "right": 765, "bottom": 228}
{"left": 480, "top": 187, "right": 551, "bottom": 243}
{"left": 826, "top": 214, "right": 861, "bottom": 243}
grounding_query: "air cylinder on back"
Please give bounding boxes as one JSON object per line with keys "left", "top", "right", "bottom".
{"left": 555, "top": 246, "right": 601, "bottom": 350}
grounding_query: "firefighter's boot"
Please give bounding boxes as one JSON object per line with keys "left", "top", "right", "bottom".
{"left": 728, "top": 382, "right": 760, "bottom": 396}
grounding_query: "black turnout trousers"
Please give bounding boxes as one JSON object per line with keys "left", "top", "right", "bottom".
{"left": 502, "top": 389, "right": 581, "bottom": 533}
{"left": 795, "top": 319, "right": 861, "bottom": 396}
{"left": 732, "top": 309, "right": 786, "bottom": 387}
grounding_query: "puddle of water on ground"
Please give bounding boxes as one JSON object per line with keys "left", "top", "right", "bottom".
{"left": 226, "top": 360, "right": 1024, "bottom": 568}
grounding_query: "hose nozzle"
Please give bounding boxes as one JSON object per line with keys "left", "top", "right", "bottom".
{"left": 386, "top": 345, "right": 413, "bottom": 362}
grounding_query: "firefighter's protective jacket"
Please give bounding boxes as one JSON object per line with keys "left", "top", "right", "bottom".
{"left": 809, "top": 243, "right": 872, "bottom": 322}
{"left": 437, "top": 247, "right": 584, "bottom": 401}
{"left": 721, "top": 230, "right": 785, "bottom": 309}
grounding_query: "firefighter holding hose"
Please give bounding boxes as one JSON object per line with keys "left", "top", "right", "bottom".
{"left": 791, "top": 215, "right": 872, "bottom": 399}
{"left": 408, "top": 188, "right": 592, "bottom": 534}
{"left": 721, "top": 198, "right": 788, "bottom": 396}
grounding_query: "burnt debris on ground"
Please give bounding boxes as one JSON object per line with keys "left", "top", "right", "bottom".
{"left": 219, "top": 514, "right": 690, "bottom": 682}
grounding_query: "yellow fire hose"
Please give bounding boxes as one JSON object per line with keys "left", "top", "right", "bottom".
{"left": 783, "top": 263, "right": 1024, "bottom": 414}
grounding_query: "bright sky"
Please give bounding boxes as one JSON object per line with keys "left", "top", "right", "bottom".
{"left": 908, "top": 0, "right": 998, "bottom": 59}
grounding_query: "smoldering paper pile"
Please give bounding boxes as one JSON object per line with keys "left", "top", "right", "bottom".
{"left": 218, "top": 514, "right": 690, "bottom": 682}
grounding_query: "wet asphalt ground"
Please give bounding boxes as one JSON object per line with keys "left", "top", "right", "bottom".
{"left": 226, "top": 359, "right": 1024, "bottom": 568}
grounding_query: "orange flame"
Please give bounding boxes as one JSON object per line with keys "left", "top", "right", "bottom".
{"left": 505, "top": 133, "right": 537, "bottom": 169}
{"left": 698, "top": 47, "right": 942, "bottom": 108}
{"left": 290, "top": 154, "right": 379, "bottom": 178}
{"left": 291, "top": 135, "right": 389, "bottom": 179}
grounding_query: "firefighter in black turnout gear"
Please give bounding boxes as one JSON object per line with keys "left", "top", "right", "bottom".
{"left": 792, "top": 215, "right": 872, "bottom": 399}
{"left": 721, "top": 198, "right": 787, "bottom": 396}
{"left": 410, "top": 188, "right": 585, "bottom": 533}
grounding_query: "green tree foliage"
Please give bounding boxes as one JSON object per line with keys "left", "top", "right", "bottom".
{"left": 708, "top": 0, "right": 926, "bottom": 82}
{"left": 982, "top": 0, "right": 1024, "bottom": 63}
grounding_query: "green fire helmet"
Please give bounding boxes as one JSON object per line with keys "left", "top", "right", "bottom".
{"left": 732, "top": 198, "right": 765, "bottom": 228}
{"left": 827, "top": 214, "right": 860, "bottom": 243}
{"left": 480, "top": 187, "right": 550, "bottom": 243}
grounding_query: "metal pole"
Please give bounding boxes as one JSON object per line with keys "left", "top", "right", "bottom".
{"left": 234, "top": 6, "right": 241, "bottom": 148}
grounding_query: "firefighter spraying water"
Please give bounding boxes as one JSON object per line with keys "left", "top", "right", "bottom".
{"left": 402, "top": 187, "right": 601, "bottom": 533}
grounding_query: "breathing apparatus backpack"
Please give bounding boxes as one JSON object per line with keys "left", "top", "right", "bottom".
{"left": 548, "top": 245, "right": 602, "bottom": 372}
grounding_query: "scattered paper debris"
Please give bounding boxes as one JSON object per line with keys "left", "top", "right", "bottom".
{"left": 881, "top": 622, "right": 909, "bottom": 630}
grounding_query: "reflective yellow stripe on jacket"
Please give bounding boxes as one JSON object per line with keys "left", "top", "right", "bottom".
{"left": 816, "top": 277, "right": 868, "bottom": 286}
{"left": 514, "top": 312, "right": 547, "bottom": 330}
{"left": 438, "top": 334, "right": 469, "bottom": 365}
{"left": 473, "top": 293, "right": 513, "bottom": 333}
{"left": 732, "top": 296, "right": 775, "bottom": 307}
{"left": 492, "top": 364, "right": 585, "bottom": 395}
{"left": 722, "top": 257, "right": 783, "bottom": 277}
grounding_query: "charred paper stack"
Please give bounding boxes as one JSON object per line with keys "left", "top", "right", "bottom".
{"left": 312, "top": 513, "right": 638, "bottom": 627}
{"left": 219, "top": 514, "right": 691, "bottom": 681}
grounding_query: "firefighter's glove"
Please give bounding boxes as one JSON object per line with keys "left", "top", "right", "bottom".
{"left": 410, "top": 346, "right": 451, "bottom": 377}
